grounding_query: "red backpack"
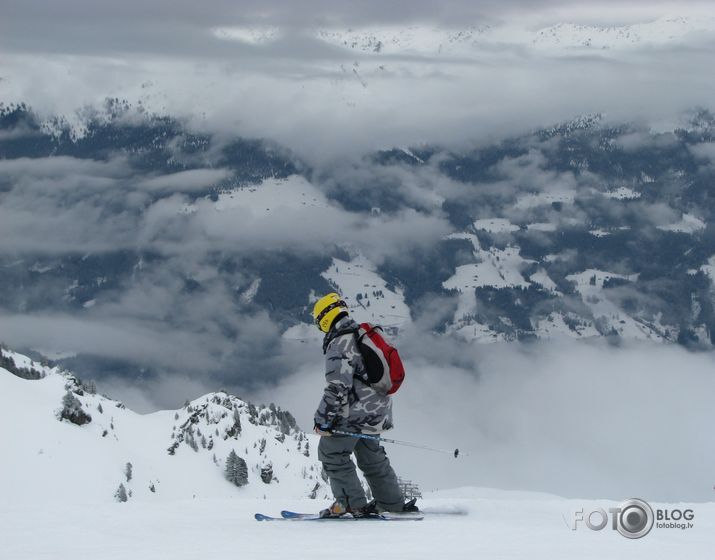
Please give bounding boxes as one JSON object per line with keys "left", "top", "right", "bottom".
{"left": 353, "top": 323, "right": 405, "bottom": 395}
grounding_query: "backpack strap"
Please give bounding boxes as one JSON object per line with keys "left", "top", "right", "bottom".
{"left": 355, "top": 324, "right": 382, "bottom": 343}
{"left": 322, "top": 326, "right": 359, "bottom": 355}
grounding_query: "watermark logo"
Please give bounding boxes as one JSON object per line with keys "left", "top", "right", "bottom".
{"left": 570, "top": 498, "right": 694, "bottom": 539}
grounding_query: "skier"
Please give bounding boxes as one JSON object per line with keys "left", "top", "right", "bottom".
{"left": 312, "top": 292, "right": 417, "bottom": 518}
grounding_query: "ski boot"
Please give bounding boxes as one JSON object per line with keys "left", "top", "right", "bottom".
{"left": 319, "top": 500, "right": 369, "bottom": 519}
{"left": 402, "top": 498, "right": 420, "bottom": 513}
{"left": 363, "top": 498, "right": 420, "bottom": 514}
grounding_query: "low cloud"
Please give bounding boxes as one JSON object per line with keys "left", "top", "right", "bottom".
{"left": 251, "top": 338, "right": 715, "bottom": 502}
{"left": 0, "top": 312, "right": 219, "bottom": 371}
{"left": 690, "top": 142, "right": 715, "bottom": 166}
{"left": 0, "top": 156, "right": 128, "bottom": 180}
{"left": 2, "top": 15, "right": 715, "bottom": 163}
{"left": 613, "top": 130, "right": 679, "bottom": 152}
{"left": 136, "top": 168, "right": 232, "bottom": 192}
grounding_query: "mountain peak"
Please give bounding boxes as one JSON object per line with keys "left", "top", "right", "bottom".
{"left": 0, "top": 347, "right": 330, "bottom": 505}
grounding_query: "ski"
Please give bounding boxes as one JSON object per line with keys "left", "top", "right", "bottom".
{"left": 255, "top": 513, "right": 284, "bottom": 521}
{"left": 254, "top": 511, "right": 424, "bottom": 521}
{"left": 280, "top": 510, "right": 315, "bottom": 519}
{"left": 280, "top": 510, "right": 424, "bottom": 521}
{"left": 255, "top": 512, "right": 364, "bottom": 521}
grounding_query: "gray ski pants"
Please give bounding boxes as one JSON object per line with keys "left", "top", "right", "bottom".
{"left": 318, "top": 434, "right": 404, "bottom": 511}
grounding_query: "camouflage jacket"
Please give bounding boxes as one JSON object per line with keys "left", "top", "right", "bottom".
{"left": 314, "top": 316, "right": 394, "bottom": 435}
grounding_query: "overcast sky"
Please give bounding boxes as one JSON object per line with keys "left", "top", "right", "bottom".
{"left": 3, "top": 1, "right": 714, "bottom": 32}
{"left": 2, "top": 0, "right": 715, "bottom": 160}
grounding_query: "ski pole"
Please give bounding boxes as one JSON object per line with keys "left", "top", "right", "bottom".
{"left": 329, "top": 429, "right": 461, "bottom": 458}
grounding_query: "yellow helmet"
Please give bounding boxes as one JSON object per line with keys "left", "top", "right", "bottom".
{"left": 313, "top": 292, "right": 348, "bottom": 333}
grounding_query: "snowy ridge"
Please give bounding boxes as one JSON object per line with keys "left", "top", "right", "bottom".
{"left": 531, "top": 16, "right": 715, "bottom": 50}
{"left": 212, "top": 26, "right": 281, "bottom": 45}
{"left": 312, "top": 16, "right": 715, "bottom": 57}
{"left": 316, "top": 25, "right": 492, "bottom": 56}
{"left": 0, "top": 347, "right": 330, "bottom": 505}
{"left": 209, "top": 17, "right": 715, "bottom": 57}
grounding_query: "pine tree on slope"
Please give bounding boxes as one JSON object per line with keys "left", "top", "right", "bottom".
{"left": 224, "top": 450, "right": 248, "bottom": 487}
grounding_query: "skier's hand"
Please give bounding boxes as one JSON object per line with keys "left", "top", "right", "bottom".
{"left": 314, "top": 423, "right": 332, "bottom": 437}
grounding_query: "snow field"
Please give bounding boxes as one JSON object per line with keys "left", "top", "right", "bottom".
{"left": 656, "top": 213, "right": 706, "bottom": 234}
{"left": 214, "top": 176, "right": 331, "bottom": 214}
{"left": 321, "top": 255, "right": 411, "bottom": 329}
{"left": 1, "top": 492, "right": 713, "bottom": 560}
{"left": 566, "top": 269, "right": 666, "bottom": 340}
{"left": 443, "top": 233, "right": 531, "bottom": 293}
{"left": 2, "top": 350, "right": 714, "bottom": 559}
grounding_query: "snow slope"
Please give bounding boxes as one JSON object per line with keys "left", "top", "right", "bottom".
{"left": 1, "top": 488, "right": 712, "bottom": 560}
{"left": 2, "top": 350, "right": 714, "bottom": 559}
{"left": 439, "top": 233, "right": 673, "bottom": 342}
{"left": 321, "top": 254, "right": 411, "bottom": 329}
{"left": 215, "top": 175, "right": 332, "bottom": 214}
{"left": 443, "top": 232, "right": 533, "bottom": 341}
{"left": 0, "top": 351, "right": 329, "bottom": 506}
{"left": 700, "top": 256, "right": 715, "bottom": 283}
{"left": 566, "top": 269, "right": 668, "bottom": 340}
{"left": 443, "top": 233, "right": 531, "bottom": 293}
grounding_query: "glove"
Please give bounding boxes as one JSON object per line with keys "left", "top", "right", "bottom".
{"left": 314, "top": 422, "right": 333, "bottom": 437}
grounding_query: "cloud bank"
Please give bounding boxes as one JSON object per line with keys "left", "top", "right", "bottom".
{"left": 2, "top": 3, "right": 715, "bottom": 162}
{"left": 251, "top": 338, "right": 715, "bottom": 502}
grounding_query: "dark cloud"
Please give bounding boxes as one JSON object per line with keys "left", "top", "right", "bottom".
{"left": 0, "top": 146, "right": 453, "bottom": 393}
{"left": 2, "top": 1, "right": 710, "bottom": 33}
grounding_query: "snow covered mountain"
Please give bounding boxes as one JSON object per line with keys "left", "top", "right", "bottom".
{"left": 1, "top": 103, "right": 715, "bottom": 387}
{"left": 4, "top": 345, "right": 714, "bottom": 560}
{"left": 213, "top": 16, "right": 715, "bottom": 56}
{"left": 0, "top": 346, "right": 330, "bottom": 505}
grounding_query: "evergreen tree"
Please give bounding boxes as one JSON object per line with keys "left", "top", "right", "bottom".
{"left": 124, "top": 462, "right": 133, "bottom": 482}
{"left": 185, "top": 428, "right": 199, "bottom": 451}
{"left": 58, "top": 391, "right": 92, "bottom": 426}
{"left": 226, "top": 408, "right": 241, "bottom": 438}
{"left": 81, "top": 379, "right": 97, "bottom": 394}
{"left": 0, "top": 350, "right": 43, "bottom": 380}
{"left": 224, "top": 450, "right": 248, "bottom": 487}
{"left": 115, "top": 483, "right": 128, "bottom": 502}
